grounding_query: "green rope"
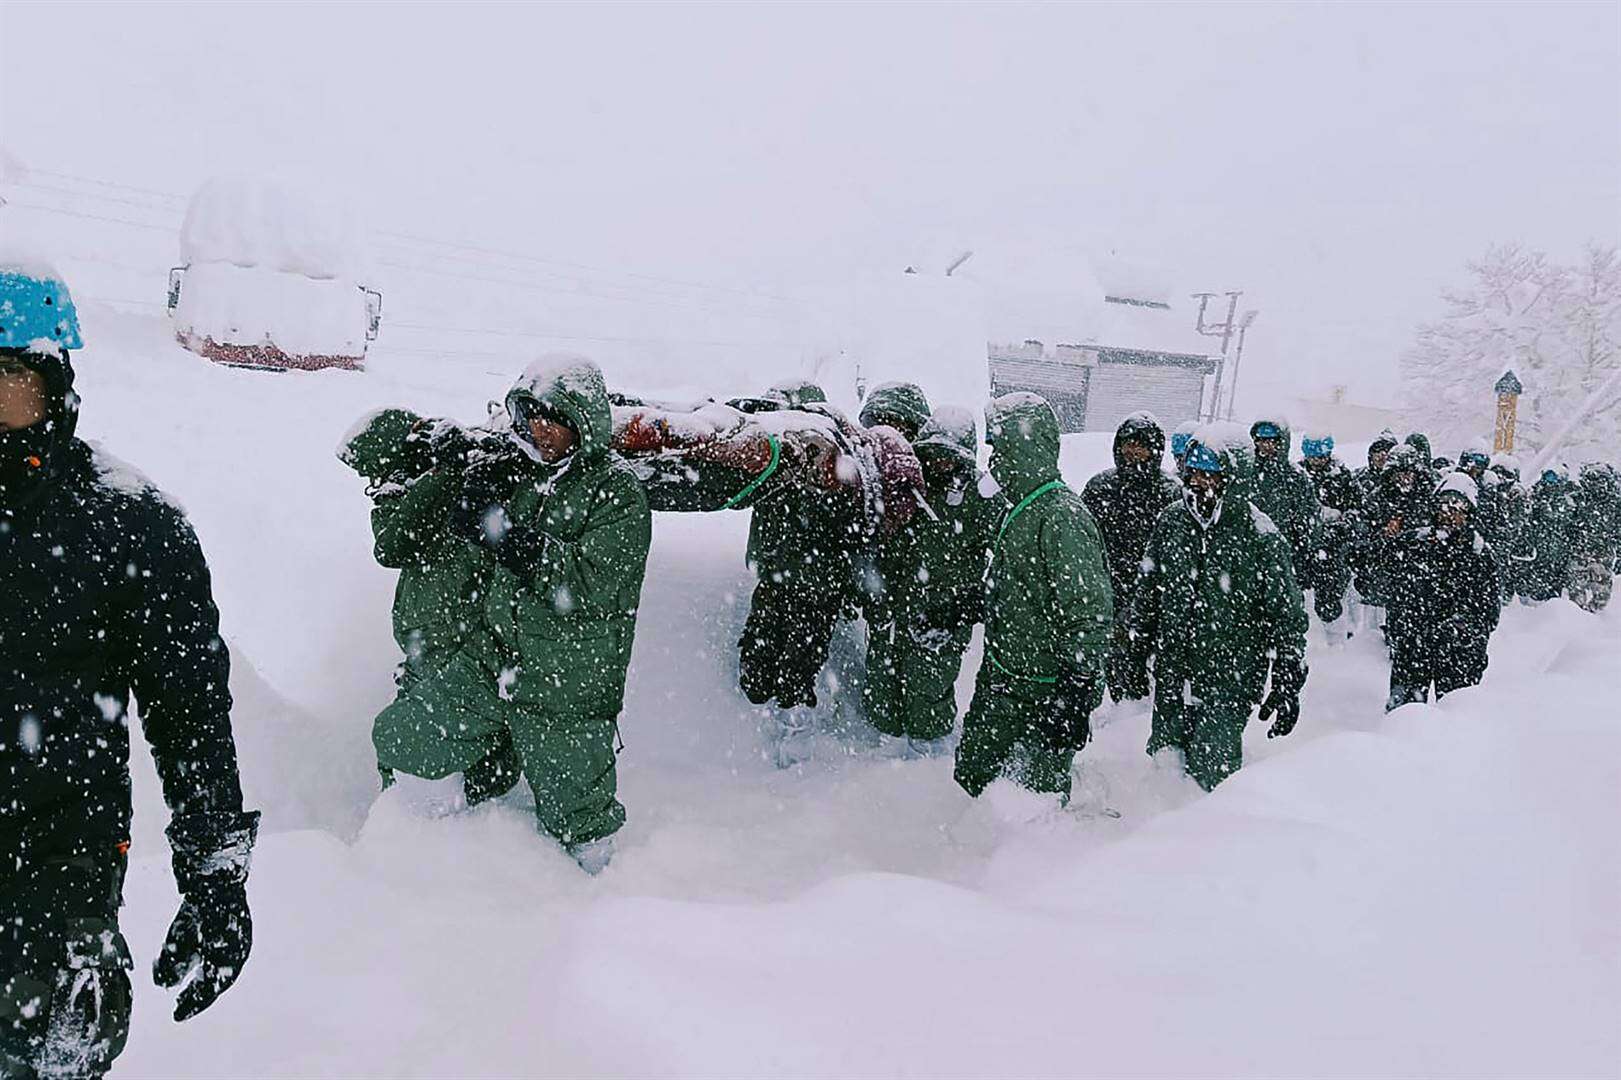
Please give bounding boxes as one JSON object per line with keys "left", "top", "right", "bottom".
{"left": 996, "top": 478, "right": 1066, "bottom": 545}
{"left": 722, "top": 435, "right": 781, "bottom": 510}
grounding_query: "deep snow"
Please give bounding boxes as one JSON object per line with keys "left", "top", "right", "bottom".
{"left": 44, "top": 302, "right": 1621, "bottom": 1077}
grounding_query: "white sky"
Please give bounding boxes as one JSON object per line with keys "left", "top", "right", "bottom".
{"left": 3, "top": 0, "right": 1617, "bottom": 406}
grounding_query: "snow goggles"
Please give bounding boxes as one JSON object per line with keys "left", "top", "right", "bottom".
{"left": 1460, "top": 451, "right": 1490, "bottom": 469}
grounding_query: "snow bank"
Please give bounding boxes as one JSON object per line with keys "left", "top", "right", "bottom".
{"left": 56, "top": 303, "right": 1619, "bottom": 1078}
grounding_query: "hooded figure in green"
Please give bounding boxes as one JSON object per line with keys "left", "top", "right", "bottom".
{"left": 341, "top": 408, "right": 515, "bottom": 797}
{"left": 348, "top": 357, "right": 652, "bottom": 865}
{"left": 953, "top": 393, "right": 1113, "bottom": 800}
{"left": 864, "top": 406, "right": 996, "bottom": 747}
{"left": 1126, "top": 436, "right": 1308, "bottom": 791}
{"left": 1569, "top": 462, "right": 1621, "bottom": 611}
{"left": 1249, "top": 417, "right": 1328, "bottom": 619}
{"left": 858, "top": 381, "right": 932, "bottom": 443}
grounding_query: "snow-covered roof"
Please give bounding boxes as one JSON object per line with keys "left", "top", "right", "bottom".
{"left": 971, "top": 247, "right": 1214, "bottom": 358}
{"left": 181, "top": 176, "right": 368, "bottom": 282}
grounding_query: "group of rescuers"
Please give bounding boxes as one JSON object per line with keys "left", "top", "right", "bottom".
{"left": 5, "top": 256, "right": 1619, "bottom": 1076}
{"left": 339, "top": 356, "right": 1619, "bottom": 873}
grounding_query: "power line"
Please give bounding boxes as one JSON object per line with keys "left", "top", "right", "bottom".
{"left": 16, "top": 165, "right": 804, "bottom": 308}
{"left": 385, "top": 321, "right": 802, "bottom": 350}
{"left": 10, "top": 180, "right": 186, "bottom": 217}
{"left": 5, "top": 200, "right": 178, "bottom": 234}
{"left": 27, "top": 168, "right": 189, "bottom": 204}
{"left": 374, "top": 257, "right": 797, "bottom": 321}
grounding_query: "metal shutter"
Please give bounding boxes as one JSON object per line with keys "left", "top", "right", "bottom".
{"left": 1083, "top": 363, "right": 1206, "bottom": 432}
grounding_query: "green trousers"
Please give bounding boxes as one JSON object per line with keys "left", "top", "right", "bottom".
{"left": 1, "top": 833, "right": 132, "bottom": 1080}
{"left": 373, "top": 651, "right": 625, "bottom": 846}
{"left": 1146, "top": 692, "right": 1251, "bottom": 791}
{"left": 863, "top": 618, "right": 972, "bottom": 741}
{"left": 954, "top": 663, "right": 1075, "bottom": 798}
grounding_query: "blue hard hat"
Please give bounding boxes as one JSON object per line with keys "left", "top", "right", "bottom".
{"left": 1170, "top": 431, "right": 1192, "bottom": 458}
{"left": 0, "top": 268, "right": 83, "bottom": 352}
{"left": 1185, "top": 443, "right": 1224, "bottom": 473}
{"left": 1252, "top": 421, "right": 1282, "bottom": 440}
{"left": 1541, "top": 469, "right": 1560, "bottom": 485}
{"left": 1301, "top": 435, "right": 1334, "bottom": 458}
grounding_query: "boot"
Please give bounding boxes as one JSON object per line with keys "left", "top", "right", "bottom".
{"left": 569, "top": 837, "right": 615, "bottom": 876}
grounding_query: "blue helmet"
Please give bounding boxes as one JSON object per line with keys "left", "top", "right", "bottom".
{"left": 0, "top": 267, "right": 84, "bottom": 352}
{"left": 1300, "top": 435, "right": 1334, "bottom": 459}
{"left": 1184, "top": 442, "right": 1224, "bottom": 474}
{"left": 1251, "top": 421, "right": 1283, "bottom": 440}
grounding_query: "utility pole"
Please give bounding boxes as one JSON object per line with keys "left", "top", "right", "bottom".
{"left": 1192, "top": 290, "right": 1245, "bottom": 421}
{"left": 1223, "top": 310, "right": 1259, "bottom": 421}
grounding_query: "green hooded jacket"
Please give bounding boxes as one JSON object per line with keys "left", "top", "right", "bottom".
{"left": 859, "top": 381, "right": 932, "bottom": 441}
{"left": 873, "top": 406, "right": 997, "bottom": 627}
{"left": 1249, "top": 416, "right": 1324, "bottom": 582}
{"left": 981, "top": 393, "right": 1113, "bottom": 682}
{"left": 486, "top": 360, "right": 653, "bottom": 715}
{"left": 340, "top": 408, "right": 501, "bottom": 668}
{"left": 1129, "top": 444, "right": 1308, "bottom": 707}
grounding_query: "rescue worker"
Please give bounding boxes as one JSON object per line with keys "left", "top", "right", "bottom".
{"left": 863, "top": 407, "right": 995, "bottom": 753}
{"left": 858, "top": 381, "right": 932, "bottom": 443}
{"left": 954, "top": 393, "right": 1112, "bottom": 801}
{"left": 2, "top": 265, "right": 258, "bottom": 1078}
{"left": 1249, "top": 417, "right": 1326, "bottom": 619}
{"left": 1124, "top": 437, "right": 1309, "bottom": 790}
{"left": 1082, "top": 413, "right": 1181, "bottom": 698}
{"left": 1519, "top": 463, "right": 1578, "bottom": 603}
{"left": 1385, "top": 473, "right": 1500, "bottom": 709}
{"left": 353, "top": 357, "right": 652, "bottom": 873}
{"left": 1298, "top": 431, "right": 1361, "bottom": 634}
{"left": 1568, "top": 462, "right": 1620, "bottom": 612}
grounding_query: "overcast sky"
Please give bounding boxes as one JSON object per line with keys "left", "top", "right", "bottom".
{"left": 3, "top": 1, "right": 1617, "bottom": 405}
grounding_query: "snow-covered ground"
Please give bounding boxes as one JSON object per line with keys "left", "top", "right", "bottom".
{"left": 58, "top": 303, "right": 1621, "bottom": 1077}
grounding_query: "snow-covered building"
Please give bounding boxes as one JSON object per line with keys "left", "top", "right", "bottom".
{"left": 169, "top": 177, "right": 381, "bottom": 371}
{"left": 983, "top": 253, "right": 1218, "bottom": 433}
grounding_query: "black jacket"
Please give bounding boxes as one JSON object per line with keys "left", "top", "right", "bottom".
{"left": 2, "top": 370, "right": 243, "bottom": 848}
{"left": 1386, "top": 521, "right": 1500, "bottom": 652}
{"left": 1082, "top": 414, "right": 1182, "bottom": 613}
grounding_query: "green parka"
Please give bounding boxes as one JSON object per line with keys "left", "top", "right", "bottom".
{"left": 955, "top": 393, "right": 1112, "bottom": 798}
{"left": 858, "top": 381, "right": 932, "bottom": 441}
{"left": 1248, "top": 417, "right": 1324, "bottom": 590}
{"left": 864, "top": 407, "right": 997, "bottom": 740}
{"left": 982, "top": 393, "right": 1114, "bottom": 682}
{"left": 488, "top": 362, "right": 653, "bottom": 717}
{"left": 1519, "top": 470, "right": 1578, "bottom": 602}
{"left": 1130, "top": 487, "right": 1307, "bottom": 711}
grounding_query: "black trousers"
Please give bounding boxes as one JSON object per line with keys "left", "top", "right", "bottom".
{"left": 1, "top": 828, "right": 132, "bottom": 1080}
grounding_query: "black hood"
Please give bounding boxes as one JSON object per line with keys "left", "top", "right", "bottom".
{"left": 1112, "top": 411, "right": 1166, "bottom": 470}
{"left": 0, "top": 346, "right": 80, "bottom": 510}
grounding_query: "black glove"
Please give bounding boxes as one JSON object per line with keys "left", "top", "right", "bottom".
{"left": 447, "top": 453, "right": 523, "bottom": 542}
{"left": 1259, "top": 653, "right": 1306, "bottom": 739}
{"left": 154, "top": 811, "right": 259, "bottom": 1022}
{"left": 1052, "top": 662, "right": 1105, "bottom": 750}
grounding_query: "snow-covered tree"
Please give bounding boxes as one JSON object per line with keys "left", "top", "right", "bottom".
{"left": 1402, "top": 242, "right": 1621, "bottom": 461}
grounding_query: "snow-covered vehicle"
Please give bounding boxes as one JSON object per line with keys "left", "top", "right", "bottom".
{"left": 167, "top": 177, "right": 381, "bottom": 371}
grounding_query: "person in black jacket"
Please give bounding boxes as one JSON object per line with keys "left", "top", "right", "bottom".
{"left": 1384, "top": 473, "right": 1501, "bottom": 710}
{"left": 1, "top": 266, "right": 258, "bottom": 1079}
{"left": 1081, "top": 413, "right": 1181, "bottom": 699}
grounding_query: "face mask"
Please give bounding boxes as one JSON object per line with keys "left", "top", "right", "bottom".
{"left": 0, "top": 422, "right": 56, "bottom": 507}
{"left": 1184, "top": 484, "right": 1223, "bottom": 528}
